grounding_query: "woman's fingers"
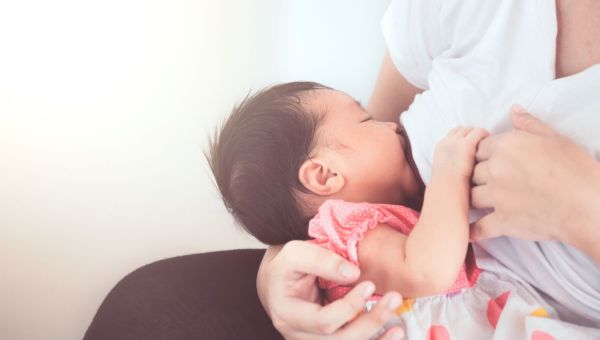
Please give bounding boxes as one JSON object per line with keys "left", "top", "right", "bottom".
{"left": 509, "top": 105, "right": 557, "bottom": 137}
{"left": 282, "top": 241, "right": 360, "bottom": 283}
{"left": 379, "top": 327, "right": 406, "bottom": 340}
{"left": 264, "top": 242, "right": 406, "bottom": 339}
{"left": 292, "top": 281, "right": 375, "bottom": 335}
{"left": 269, "top": 241, "right": 366, "bottom": 335}
{"left": 470, "top": 185, "right": 493, "bottom": 210}
{"left": 273, "top": 295, "right": 340, "bottom": 335}
{"left": 470, "top": 213, "right": 505, "bottom": 241}
{"left": 475, "top": 135, "right": 498, "bottom": 162}
{"left": 471, "top": 161, "right": 489, "bottom": 186}
{"left": 298, "top": 281, "right": 376, "bottom": 335}
{"left": 336, "top": 292, "right": 404, "bottom": 339}
{"left": 280, "top": 289, "right": 404, "bottom": 339}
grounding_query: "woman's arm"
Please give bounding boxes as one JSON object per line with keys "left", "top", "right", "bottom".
{"left": 471, "top": 107, "right": 600, "bottom": 264}
{"left": 256, "top": 241, "right": 405, "bottom": 339}
{"left": 367, "top": 51, "right": 423, "bottom": 122}
{"left": 358, "top": 128, "right": 489, "bottom": 297}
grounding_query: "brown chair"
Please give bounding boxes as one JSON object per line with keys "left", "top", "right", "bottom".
{"left": 84, "top": 249, "right": 282, "bottom": 340}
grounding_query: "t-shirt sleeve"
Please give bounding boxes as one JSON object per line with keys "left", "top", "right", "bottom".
{"left": 381, "top": 0, "right": 505, "bottom": 89}
{"left": 380, "top": 0, "right": 445, "bottom": 89}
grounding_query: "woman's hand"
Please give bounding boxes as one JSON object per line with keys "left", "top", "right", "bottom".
{"left": 257, "top": 241, "right": 405, "bottom": 340}
{"left": 470, "top": 106, "right": 600, "bottom": 263}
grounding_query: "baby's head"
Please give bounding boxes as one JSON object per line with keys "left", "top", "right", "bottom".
{"left": 208, "top": 82, "right": 420, "bottom": 244}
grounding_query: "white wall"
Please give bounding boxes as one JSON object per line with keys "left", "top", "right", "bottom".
{"left": 0, "top": 1, "right": 390, "bottom": 339}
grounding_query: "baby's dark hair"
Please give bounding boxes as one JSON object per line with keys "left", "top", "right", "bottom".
{"left": 207, "top": 81, "right": 331, "bottom": 245}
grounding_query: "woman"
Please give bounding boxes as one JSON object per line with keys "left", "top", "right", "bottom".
{"left": 257, "top": 0, "right": 600, "bottom": 338}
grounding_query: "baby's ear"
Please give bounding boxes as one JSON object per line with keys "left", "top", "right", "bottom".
{"left": 298, "top": 157, "right": 344, "bottom": 196}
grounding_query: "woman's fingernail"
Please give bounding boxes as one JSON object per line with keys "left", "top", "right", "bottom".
{"left": 339, "top": 263, "right": 359, "bottom": 279}
{"left": 361, "top": 282, "right": 375, "bottom": 299}
{"left": 386, "top": 294, "right": 402, "bottom": 311}
{"left": 511, "top": 104, "right": 527, "bottom": 114}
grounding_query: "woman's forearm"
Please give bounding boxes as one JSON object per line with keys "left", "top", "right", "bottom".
{"left": 256, "top": 244, "right": 283, "bottom": 315}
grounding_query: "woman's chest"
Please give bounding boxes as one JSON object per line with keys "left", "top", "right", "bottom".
{"left": 555, "top": 0, "right": 600, "bottom": 78}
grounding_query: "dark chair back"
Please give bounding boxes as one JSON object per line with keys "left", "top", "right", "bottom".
{"left": 84, "top": 249, "right": 282, "bottom": 340}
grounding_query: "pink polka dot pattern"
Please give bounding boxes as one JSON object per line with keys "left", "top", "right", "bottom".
{"left": 427, "top": 325, "right": 451, "bottom": 340}
{"left": 309, "top": 200, "right": 417, "bottom": 265}
{"left": 531, "top": 330, "right": 555, "bottom": 340}
{"left": 308, "top": 200, "right": 480, "bottom": 303}
{"left": 487, "top": 291, "right": 511, "bottom": 329}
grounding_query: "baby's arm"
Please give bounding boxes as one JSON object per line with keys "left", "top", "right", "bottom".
{"left": 357, "top": 127, "right": 488, "bottom": 297}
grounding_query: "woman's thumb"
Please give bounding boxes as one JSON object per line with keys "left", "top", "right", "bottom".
{"left": 510, "top": 105, "right": 556, "bottom": 136}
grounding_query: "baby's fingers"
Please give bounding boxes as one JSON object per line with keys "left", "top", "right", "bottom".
{"left": 466, "top": 128, "right": 489, "bottom": 144}
{"left": 449, "top": 126, "right": 473, "bottom": 136}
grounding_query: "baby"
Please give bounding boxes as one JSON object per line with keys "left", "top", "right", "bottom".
{"left": 208, "top": 82, "right": 560, "bottom": 338}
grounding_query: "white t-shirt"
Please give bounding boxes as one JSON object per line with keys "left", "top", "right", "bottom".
{"left": 382, "top": 0, "right": 600, "bottom": 326}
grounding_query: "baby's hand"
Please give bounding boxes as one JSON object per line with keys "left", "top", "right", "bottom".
{"left": 433, "top": 127, "right": 489, "bottom": 178}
